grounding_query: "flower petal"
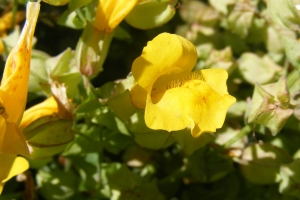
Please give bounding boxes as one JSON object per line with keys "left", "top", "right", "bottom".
{"left": 0, "top": 115, "right": 30, "bottom": 157}
{"left": 94, "top": 0, "right": 138, "bottom": 32}
{"left": 191, "top": 94, "right": 236, "bottom": 137}
{"left": 20, "top": 96, "right": 58, "bottom": 129}
{"left": 145, "top": 80, "right": 235, "bottom": 136}
{"left": 132, "top": 33, "right": 197, "bottom": 93}
{"left": 131, "top": 83, "right": 147, "bottom": 109}
{"left": 201, "top": 68, "right": 231, "bottom": 95}
{"left": 0, "top": 2, "right": 40, "bottom": 124}
{"left": 0, "top": 153, "right": 29, "bottom": 193}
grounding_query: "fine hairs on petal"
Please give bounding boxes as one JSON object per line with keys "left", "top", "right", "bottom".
{"left": 160, "top": 71, "right": 206, "bottom": 91}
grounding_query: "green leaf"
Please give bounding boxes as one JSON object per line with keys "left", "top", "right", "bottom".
{"left": 128, "top": 111, "right": 175, "bottom": 149}
{"left": 103, "top": 133, "right": 134, "bottom": 155}
{"left": 267, "top": 0, "right": 300, "bottom": 30}
{"left": 240, "top": 143, "right": 293, "bottom": 184}
{"left": 37, "top": 166, "right": 80, "bottom": 200}
{"left": 108, "top": 90, "right": 139, "bottom": 120}
{"left": 125, "top": 0, "right": 177, "bottom": 30}
{"left": 279, "top": 159, "right": 300, "bottom": 198}
{"left": 105, "top": 163, "right": 165, "bottom": 200}
{"left": 63, "top": 125, "right": 102, "bottom": 156}
{"left": 238, "top": 53, "right": 282, "bottom": 85}
{"left": 172, "top": 129, "right": 215, "bottom": 156}
{"left": 282, "top": 34, "right": 300, "bottom": 70}
{"left": 42, "top": 0, "right": 70, "bottom": 6}
{"left": 68, "top": 0, "right": 93, "bottom": 12}
{"left": 226, "top": 1, "right": 255, "bottom": 38}
{"left": 57, "top": 10, "right": 86, "bottom": 29}
{"left": 28, "top": 50, "right": 51, "bottom": 95}
{"left": 185, "top": 147, "right": 234, "bottom": 183}
{"left": 92, "top": 107, "right": 131, "bottom": 136}
{"left": 179, "top": 1, "right": 219, "bottom": 26}
{"left": 209, "top": 0, "right": 236, "bottom": 15}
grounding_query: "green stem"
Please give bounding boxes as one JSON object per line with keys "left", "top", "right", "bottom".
{"left": 223, "top": 125, "right": 252, "bottom": 149}
{"left": 98, "top": 126, "right": 104, "bottom": 188}
{"left": 74, "top": 130, "right": 94, "bottom": 142}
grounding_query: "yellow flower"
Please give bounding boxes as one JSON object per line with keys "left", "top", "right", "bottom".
{"left": 0, "top": 153, "right": 29, "bottom": 194}
{"left": 0, "top": 11, "right": 26, "bottom": 54}
{"left": 94, "top": 0, "right": 138, "bottom": 33}
{"left": 0, "top": 1, "right": 40, "bottom": 194}
{"left": 0, "top": 1, "right": 39, "bottom": 156}
{"left": 0, "top": 11, "right": 25, "bottom": 37}
{"left": 130, "top": 33, "right": 236, "bottom": 137}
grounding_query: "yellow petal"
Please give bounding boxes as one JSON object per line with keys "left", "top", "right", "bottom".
{"left": 21, "top": 96, "right": 58, "bottom": 129}
{"left": 0, "top": 115, "right": 30, "bottom": 157}
{"left": 0, "top": 2, "right": 40, "bottom": 124}
{"left": 0, "top": 39, "right": 4, "bottom": 55}
{"left": 201, "top": 68, "right": 230, "bottom": 95}
{"left": 94, "top": 0, "right": 138, "bottom": 33}
{"left": 132, "top": 33, "right": 197, "bottom": 94}
{"left": 131, "top": 83, "right": 147, "bottom": 109}
{"left": 0, "top": 153, "right": 29, "bottom": 190}
{"left": 145, "top": 80, "right": 236, "bottom": 136}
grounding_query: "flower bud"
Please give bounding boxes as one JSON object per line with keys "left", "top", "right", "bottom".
{"left": 247, "top": 76, "right": 293, "bottom": 135}
{"left": 21, "top": 97, "right": 74, "bottom": 159}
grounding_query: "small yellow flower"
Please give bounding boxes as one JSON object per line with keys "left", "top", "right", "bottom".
{"left": 94, "top": 0, "right": 138, "bottom": 33}
{"left": 0, "top": 11, "right": 26, "bottom": 54}
{"left": 130, "top": 33, "right": 236, "bottom": 137}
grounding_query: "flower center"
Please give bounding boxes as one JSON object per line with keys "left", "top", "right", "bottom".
{"left": 152, "top": 71, "right": 205, "bottom": 94}
{"left": 151, "top": 71, "right": 206, "bottom": 103}
{"left": 163, "top": 71, "right": 206, "bottom": 90}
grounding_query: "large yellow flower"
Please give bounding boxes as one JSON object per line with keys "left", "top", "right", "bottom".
{"left": 0, "top": 1, "right": 40, "bottom": 193}
{"left": 130, "top": 33, "right": 236, "bottom": 137}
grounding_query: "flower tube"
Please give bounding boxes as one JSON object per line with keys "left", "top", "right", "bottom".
{"left": 76, "top": 0, "right": 138, "bottom": 77}
{"left": 0, "top": 1, "right": 40, "bottom": 194}
{"left": 130, "top": 33, "right": 236, "bottom": 137}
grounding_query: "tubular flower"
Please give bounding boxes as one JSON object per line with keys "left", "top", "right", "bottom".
{"left": 130, "top": 33, "right": 236, "bottom": 137}
{"left": 94, "top": 0, "right": 138, "bottom": 33}
{"left": 0, "top": 1, "right": 40, "bottom": 194}
{"left": 0, "top": 1, "right": 40, "bottom": 156}
{"left": 77, "top": 0, "right": 138, "bottom": 77}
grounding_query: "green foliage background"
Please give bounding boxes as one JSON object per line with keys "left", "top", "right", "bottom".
{"left": 2, "top": 0, "right": 300, "bottom": 199}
